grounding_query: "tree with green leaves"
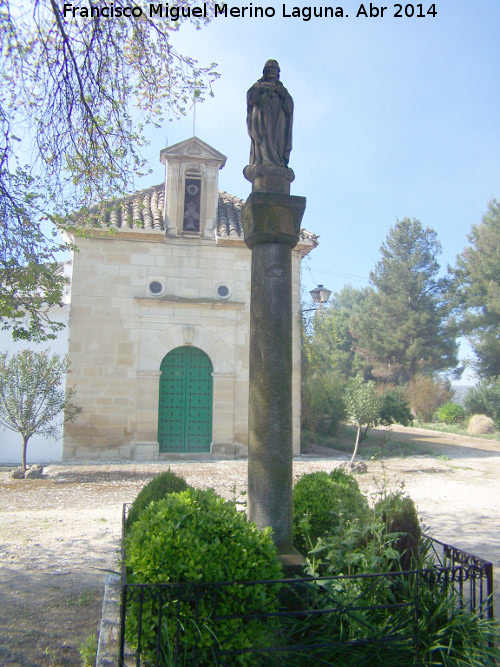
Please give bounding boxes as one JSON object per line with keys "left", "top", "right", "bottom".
{"left": 304, "top": 286, "right": 370, "bottom": 381}
{"left": 0, "top": 350, "right": 80, "bottom": 470}
{"left": 451, "top": 199, "right": 500, "bottom": 379}
{"left": 352, "top": 218, "right": 457, "bottom": 384}
{"left": 344, "top": 374, "right": 381, "bottom": 464}
{"left": 378, "top": 387, "right": 413, "bottom": 427}
{"left": 1, "top": 1, "right": 218, "bottom": 340}
{"left": 301, "top": 286, "right": 370, "bottom": 437}
{"left": 463, "top": 379, "right": 500, "bottom": 427}
{"left": 301, "top": 370, "right": 346, "bottom": 438}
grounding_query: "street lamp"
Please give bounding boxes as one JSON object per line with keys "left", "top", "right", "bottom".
{"left": 309, "top": 284, "right": 332, "bottom": 306}
{"left": 303, "top": 285, "right": 332, "bottom": 325}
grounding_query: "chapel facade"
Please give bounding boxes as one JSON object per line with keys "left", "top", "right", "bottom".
{"left": 62, "top": 137, "right": 316, "bottom": 461}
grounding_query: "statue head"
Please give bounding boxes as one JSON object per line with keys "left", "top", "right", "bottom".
{"left": 262, "top": 59, "right": 280, "bottom": 81}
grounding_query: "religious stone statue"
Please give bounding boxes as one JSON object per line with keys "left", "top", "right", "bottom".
{"left": 246, "top": 60, "right": 293, "bottom": 169}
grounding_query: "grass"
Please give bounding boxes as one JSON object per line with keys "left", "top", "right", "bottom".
{"left": 77, "top": 590, "right": 99, "bottom": 607}
{"left": 79, "top": 632, "right": 98, "bottom": 667}
{"left": 67, "top": 589, "right": 99, "bottom": 607}
{"left": 302, "top": 425, "right": 433, "bottom": 459}
{"left": 414, "top": 421, "right": 500, "bottom": 441}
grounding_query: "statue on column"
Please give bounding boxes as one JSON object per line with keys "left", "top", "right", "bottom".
{"left": 246, "top": 60, "right": 294, "bottom": 169}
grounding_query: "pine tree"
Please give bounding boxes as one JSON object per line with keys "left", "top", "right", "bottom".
{"left": 304, "top": 286, "right": 369, "bottom": 381}
{"left": 452, "top": 199, "right": 500, "bottom": 379}
{"left": 352, "top": 218, "right": 457, "bottom": 384}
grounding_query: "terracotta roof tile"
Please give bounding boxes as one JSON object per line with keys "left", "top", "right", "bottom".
{"left": 74, "top": 184, "right": 166, "bottom": 232}
{"left": 69, "top": 184, "right": 318, "bottom": 250}
{"left": 216, "top": 191, "right": 245, "bottom": 239}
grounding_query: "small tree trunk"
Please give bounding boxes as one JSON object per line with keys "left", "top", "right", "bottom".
{"left": 22, "top": 436, "right": 29, "bottom": 471}
{"left": 350, "top": 425, "right": 361, "bottom": 465}
{"left": 361, "top": 424, "right": 370, "bottom": 441}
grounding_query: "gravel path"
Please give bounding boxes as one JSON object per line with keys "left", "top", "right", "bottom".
{"left": 0, "top": 426, "right": 499, "bottom": 665}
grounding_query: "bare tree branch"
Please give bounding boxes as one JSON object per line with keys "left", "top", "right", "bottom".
{"left": 0, "top": 0, "right": 219, "bottom": 339}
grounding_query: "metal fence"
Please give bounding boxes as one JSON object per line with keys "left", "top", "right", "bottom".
{"left": 119, "top": 506, "right": 494, "bottom": 667}
{"left": 424, "top": 535, "right": 493, "bottom": 619}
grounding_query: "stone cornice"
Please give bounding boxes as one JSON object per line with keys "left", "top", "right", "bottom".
{"left": 134, "top": 297, "right": 246, "bottom": 310}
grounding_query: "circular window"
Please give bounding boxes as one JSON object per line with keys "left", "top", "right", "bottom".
{"left": 187, "top": 184, "right": 199, "bottom": 196}
{"left": 149, "top": 280, "right": 164, "bottom": 296}
{"left": 216, "top": 284, "right": 231, "bottom": 300}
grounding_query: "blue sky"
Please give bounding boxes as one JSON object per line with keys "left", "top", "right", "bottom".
{"left": 136, "top": 0, "right": 499, "bottom": 309}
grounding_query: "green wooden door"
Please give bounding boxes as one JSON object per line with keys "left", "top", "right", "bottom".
{"left": 158, "top": 347, "right": 213, "bottom": 453}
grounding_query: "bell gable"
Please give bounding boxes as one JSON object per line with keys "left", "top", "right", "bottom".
{"left": 160, "top": 136, "right": 227, "bottom": 238}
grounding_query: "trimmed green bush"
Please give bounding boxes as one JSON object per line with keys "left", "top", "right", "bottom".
{"left": 374, "top": 492, "right": 422, "bottom": 571}
{"left": 437, "top": 402, "right": 466, "bottom": 425}
{"left": 125, "top": 488, "right": 283, "bottom": 665}
{"left": 125, "top": 469, "right": 189, "bottom": 532}
{"left": 293, "top": 469, "right": 368, "bottom": 553}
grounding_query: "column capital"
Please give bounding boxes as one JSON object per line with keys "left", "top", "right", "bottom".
{"left": 242, "top": 192, "right": 306, "bottom": 250}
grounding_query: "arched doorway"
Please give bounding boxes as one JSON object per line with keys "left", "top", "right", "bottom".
{"left": 158, "top": 347, "right": 213, "bottom": 453}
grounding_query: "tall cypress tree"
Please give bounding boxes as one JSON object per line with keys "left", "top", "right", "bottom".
{"left": 352, "top": 218, "right": 457, "bottom": 383}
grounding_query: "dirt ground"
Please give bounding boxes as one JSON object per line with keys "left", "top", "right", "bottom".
{"left": 0, "top": 425, "right": 499, "bottom": 666}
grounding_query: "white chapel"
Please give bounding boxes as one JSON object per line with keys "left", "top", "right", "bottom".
{"left": 61, "top": 136, "right": 317, "bottom": 461}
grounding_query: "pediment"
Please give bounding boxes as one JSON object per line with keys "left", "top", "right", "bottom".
{"left": 160, "top": 136, "right": 226, "bottom": 168}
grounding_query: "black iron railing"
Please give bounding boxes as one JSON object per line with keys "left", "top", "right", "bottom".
{"left": 119, "top": 505, "right": 494, "bottom": 667}
{"left": 423, "top": 535, "right": 494, "bottom": 620}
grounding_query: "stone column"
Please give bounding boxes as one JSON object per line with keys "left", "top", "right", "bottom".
{"left": 242, "top": 184, "right": 305, "bottom": 553}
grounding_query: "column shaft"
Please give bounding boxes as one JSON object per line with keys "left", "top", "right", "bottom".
{"left": 247, "top": 243, "right": 293, "bottom": 552}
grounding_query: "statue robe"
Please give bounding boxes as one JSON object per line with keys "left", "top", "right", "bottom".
{"left": 246, "top": 79, "right": 293, "bottom": 168}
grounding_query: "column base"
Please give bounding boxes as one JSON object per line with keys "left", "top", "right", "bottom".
{"left": 278, "top": 547, "right": 306, "bottom": 578}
